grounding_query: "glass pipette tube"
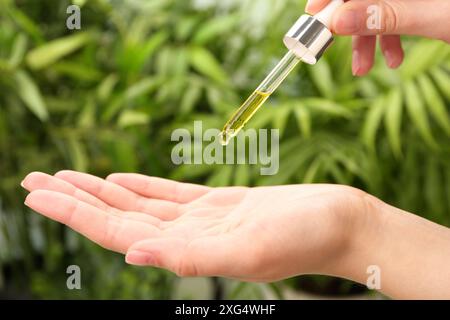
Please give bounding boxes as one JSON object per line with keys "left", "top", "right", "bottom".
{"left": 219, "top": 50, "right": 301, "bottom": 145}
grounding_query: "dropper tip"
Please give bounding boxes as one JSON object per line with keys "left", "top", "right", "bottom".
{"left": 218, "top": 129, "right": 234, "bottom": 146}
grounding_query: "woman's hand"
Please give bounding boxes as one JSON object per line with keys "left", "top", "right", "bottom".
{"left": 22, "top": 171, "right": 450, "bottom": 298}
{"left": 306, "top": 0, "right": 450, "bottom": 76}
{"left": 22, "top": 171, "right": 369, "bottom": 282}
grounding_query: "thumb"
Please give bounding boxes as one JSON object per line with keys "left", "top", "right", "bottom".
{"left": 124, "top": 235, "right": 242, "bottom": 277}
{"left": 331, "top": 0, "right": 450, "bottom": 42}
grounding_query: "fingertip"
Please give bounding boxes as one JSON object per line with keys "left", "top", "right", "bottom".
{"left": 54, "top": 170, "right": 75, "bottom": 178}
{"left": 21, "top": 173, "right": 33, "bottom": 190}
{"left": 353, "top": 68, "right": 370, "bottom": 77}
{"left": 380, "top": 36, "right": 404, "bottom": 69}
{"left": 22, "top": 171, "right": 40, "bottom": 185}
{"left": 24, "top": 189, "right": 50, "bottom": 208}
{"left": 105, "top": 173, "right": 123, "bottom": 181}
{"left": 354, "top": 62, "right": 374, "bottom": 77}
{"left": 353, "top": 57, "right": 373, "bottom": 77}
{"left": 351, "top": 35, "right": 376, "bottom": 77}
{"left": 125, "top": 250, "right": 157, "bottom": 266}
{"left": 305, "top": 0, "right": 329, "bottom": 15}
{"left": 384, "top": 50, "right": 402, "bottom": 69}
{"left": 21, "top": 171, "right": 50, "bottom": 190}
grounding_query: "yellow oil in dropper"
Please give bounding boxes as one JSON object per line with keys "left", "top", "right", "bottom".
{"left": 219, "top": 0, "right": 345, "bottom": 145}
{"left": 219, "top": 50, "right": 302, "bottom": 145}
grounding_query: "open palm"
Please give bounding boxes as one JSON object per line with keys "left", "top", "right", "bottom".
{"left": 23, "top": 171, "right": 364, "bottom": 282}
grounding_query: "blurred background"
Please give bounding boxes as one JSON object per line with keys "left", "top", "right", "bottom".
{"left": 0, "top": 0, "right": 449, "bottom": 299}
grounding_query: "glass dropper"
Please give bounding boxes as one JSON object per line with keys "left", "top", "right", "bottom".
{"left": 219, "top": 50, "right": 302, "bottom": 145}
{"left": 219, "top": 0, "right": 343, "bottom": 146}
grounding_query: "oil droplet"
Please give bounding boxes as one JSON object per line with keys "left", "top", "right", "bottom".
{"left": 218, "top": 130, "right": 233, "bottom": 146}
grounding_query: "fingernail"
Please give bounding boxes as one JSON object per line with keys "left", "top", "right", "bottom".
{"left": 352, "top": 50, "right": 361, "bottom": 76}
{"left": 384, "top": 50, "right": 396, "bottom": 69}
{"left": 20, "top": 180, "right": 25, "bottom": 188}
{"left": 305, "top": 0, "right": 315, "bottom": 14}
{"left": 126, "top": 250, "right": 156, "bottom": 266}
{"left": 333, "top": 10, "right": 360, "bottom": 34}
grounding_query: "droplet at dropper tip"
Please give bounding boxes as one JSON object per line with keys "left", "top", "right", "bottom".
{"left": 218, "top": 129, "right": 235, "bottom": 146}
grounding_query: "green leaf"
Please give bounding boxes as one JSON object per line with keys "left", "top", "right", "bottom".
{"left": 180, "top": 81, "right": 202, "bottom": 115}
{"left": 14, "top": 70, "right": 48, "bottom": 121}
{"left": 101, "top": 77, "right": 160, "bottom": 122}
{"left": 294, "top": 104, "right": 311, "bottom": 138}
{"left": 417, "top": 74, "right": 450, "bottom": 136}
{"left": 97, "top": 74, "right": 119, "bottom": 102}
{"left": 170, "top": 164, "right": 215, "bottom": 181}
{"left": 8, "top": 8, "right": 43, "bottom": 43}
{"left": 303, "top": 157, "right": 322, "bottom": 183}
{"left": 303, "top": 98, "right": 352, "bottom": 118}
{"left": 401, "top": 40, "right": 450, "bottom": 80}
{"left": 119, "top": 31, "right": 168, "bottom": 75}
{"left": 155, "top": 47, "right": 173, "bottom": 76}
{"left": 78, "top": 97, "right": 96, "bottom": 128}
{"left": 8, "top": 34, "right": 27, "bottom": 69}
{"left": 117, "top": 110, "right": 150, "bottom": 128}
{"left": 325, "top": 160, "right": 349, "bottom": 184}
{"left": 124, "top": 77, "right": 160, "bottom": 100}
{"left": 111, "top": 138, "right": 138, "bottom": 172}
{"left": 73, "top": 0, "right": 87, "bottom": 7}
{"left": 404, "top": 81, "right": 437, "bottom": 149}
{"left": 142, "top": 31, "right": 168, "bottom": 59}
{"left": 424, "top": 158, "right": 446, "bottom": 219}
{"left": 372, "top": 67, "right": 401, "bottom": 87}
{"left": 234, "top": 165, "right": 250, "bottom": 186}
{"left": 327, "top": 36, "right": 352, "bottom": 83}
{"left": 357, "top": 78, "right": 380, "bottom": 99}
{"left": 206, "top": 166, "right": 233, "bottom": 187}
{"left": 188, "top": 46, "right": 228, "bottom": 84}
{"left": 26, "top": 32, "right": 92, "bottom": 70}
{"left": 308, "top": 59, "right": 335, "bottom": 99}
{"left": 244, "top": 103, "right": 276, "bottom": 130}
{"left": 259, "top": 140, "right": 314, "bottom": 185}
{"left": 384, "top": 88, "right": 403, "bottom": 157}
{"left": 175, "top": 16, "right": 200, "bottom": 41}
{"left": 430, "top": 67, "right": 450, "bottom": 101}
{"left": 173, "top": 48, "right": 189, "bottom": 77}
{"left": 67, "top": 134, "right": 88, "bottom": 172}
{"left": 361, "top": 97, "right": 385, "bottom": 152}
{"left": 193, "top": 14, "right": 240, "bottom": 45}
{"left": 52, "top": 61, "right": 102, "bottom": 82}
{"left": 205, "top": 86, "right": 223, "bottom": 112}
{"left": 272, "top": 105, "right": 291, "bottom": 136}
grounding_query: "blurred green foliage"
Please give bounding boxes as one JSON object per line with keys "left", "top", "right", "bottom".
{"left": 0, "top": 0, "right": 449, "bottom": 298}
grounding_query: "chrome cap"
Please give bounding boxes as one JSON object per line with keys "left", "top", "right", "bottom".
{"left": 283, "top": 15, "right": 333, "bottom": 65}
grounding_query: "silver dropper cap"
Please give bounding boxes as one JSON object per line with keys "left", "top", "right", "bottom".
{"left": 283, "top": 0, "right": 343, "bottom": 65}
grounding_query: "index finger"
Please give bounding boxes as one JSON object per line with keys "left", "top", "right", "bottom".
{"left": 306, "top": 0, "right": 332, "bottom": 14}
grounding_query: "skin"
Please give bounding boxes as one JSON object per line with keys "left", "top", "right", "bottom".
{"left": 306, "top": 0, "right": 450, "bottom": 76}
{"left": 22, "top": 171, "right": 450, "bottom": 299}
